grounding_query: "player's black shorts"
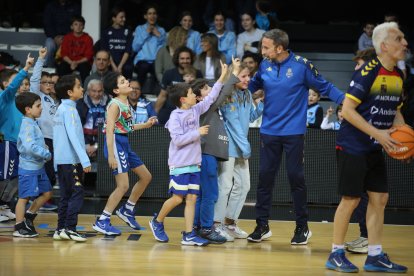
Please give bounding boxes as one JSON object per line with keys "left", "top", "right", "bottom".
{"left": 336, "top": 149, "right": 388, "bottom": 197}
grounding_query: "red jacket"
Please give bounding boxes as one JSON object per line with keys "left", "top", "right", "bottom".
{"left": 61, "top": 32, "right": 94, "bottom": 63}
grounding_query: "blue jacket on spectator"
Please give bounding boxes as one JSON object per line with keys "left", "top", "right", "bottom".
{"left": 53, "top": 99, "right": 90, "bottom": 170}
{"left": 130, "top": 98, "right": 157, "bottom": 124}
{"left": 17, "top": 117, "right": 51, "bottom": 170}
{"left": 132, "top": 23, "right": 166, "bottom": 65}
{"left": 208, "top": 29, "right": 236, "bottom": 64}
{"left": 187, "top": 29, "right": 202, "bottom": 55}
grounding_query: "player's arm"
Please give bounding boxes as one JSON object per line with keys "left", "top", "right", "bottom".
{"left": 342, "top": 96, "right": 400, "bottom": 153}
{"left": 105, "top": 103, "right": 119, "bottom": 170}
{"left": 393, "top": 109, "right": 406, "bottom": 127}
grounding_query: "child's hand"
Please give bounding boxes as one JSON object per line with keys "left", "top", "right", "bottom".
{"left": 217, "top": 60, "right": 228, "bottom": 83}
{"left": 24, "top": 53, "right": 35, "bottom": 70}
{"left": 39, "top": 47, "right": 47, "bottom": 59}
{"left": 146, "top": 116, "right": 158, "bottom": 127}
{"left": 231, "top": 56, "right": 241, "bottom": 76}
{"left": 326, "top": 106, "right": 333, "bottom": 117}
{"left": 199, "top": 125, "right": 210, "bottom": 136}
{"left": 83, "top": 166, "right": 92, "bottom": 173}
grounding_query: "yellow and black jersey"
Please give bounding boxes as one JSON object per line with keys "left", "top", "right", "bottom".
{"left": 337, "top": 57, "right": 404, "bottom": 155}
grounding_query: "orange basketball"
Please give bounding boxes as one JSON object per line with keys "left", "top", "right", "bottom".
{"left": 385, "top": 125, "right": 414, "bottom": 160}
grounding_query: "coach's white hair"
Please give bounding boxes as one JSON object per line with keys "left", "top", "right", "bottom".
{"left": 372, "top": 22, "right": 399, "bottom": 55}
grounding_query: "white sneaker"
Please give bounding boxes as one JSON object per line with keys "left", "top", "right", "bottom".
{"left": 53, "top": 230, "right": 63, "bottom": 240}
{"left": 215, "top": 224, "right": 234, "bottom": 242}
{"left": 0, "top": 205, "right": 16, "bottom": 220}
{"left": 0, "top": 214, "right": 9, "bottom": 222}
{"left": 225, "top": 224, "right": 248, "bottom": 239}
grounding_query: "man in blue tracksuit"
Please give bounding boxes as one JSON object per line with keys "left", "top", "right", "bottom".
{"left": 247, "top": 29, "right": 344, "bottom": 244}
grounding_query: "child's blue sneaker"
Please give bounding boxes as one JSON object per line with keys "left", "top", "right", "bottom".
{"left": 326, "top": 249, "right": 359, "bottom": 273}
{"left": 363, "top": 252, "right": 407, "bottom": 273}
{"left": 116, "top": 206, "right": 141, "bottom": 230}
{"left": 181, "top": 230, "right": 209, "bottom": 246}
{"left": 149, "top": 214, "right": 169, "bottom": 242}
{"left": 92, "top": 218, "right": 121, "bottom": 236}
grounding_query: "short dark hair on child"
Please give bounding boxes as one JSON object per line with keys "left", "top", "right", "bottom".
{"left": 103, "top": 71, "right": 122, "bottom": 97}
{"left": 15, "top": 92, "right": 41, "bottom": 115}
{"left": 41, "top": 71, "right": 51, "bottom": 78}
{"left": 168, "top": 82, "right": 191, "bottom": 108}
{"left": 71, "top": 15, "right": 85, "bottom": 25}
{"left": 55, "top": 74, "right": 79, "bottom": 100}
{"left": 191, "top": 78, "right": 209, "bottom": 97}
{"left": 0, "top": 69, "right": 17, "bottom": 90}
{"left": 336, "top": 104, "right": 343, "bottom": 115}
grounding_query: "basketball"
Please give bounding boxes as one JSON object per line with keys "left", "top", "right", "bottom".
{"left": 385, "top": 125, "right": 414, "bottom": 160}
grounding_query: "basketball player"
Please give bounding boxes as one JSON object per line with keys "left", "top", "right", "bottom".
{"left": 326, "top": 22, "right": 409, "bottom": 273}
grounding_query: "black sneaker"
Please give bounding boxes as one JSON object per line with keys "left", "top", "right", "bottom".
{"left": 291, "top": 224, "right": 312, "bottom": 245}
{"left": 199, "top": 227, "right": 226, "bottom": 244}
{"left": 13, "top": 222, "right": 38, "bottom": 238}
{"left": 24, "top": 213, "right": 38, "bottom": 233}
{"left": 247, "top": 224, "right": 272, "bottom": 243}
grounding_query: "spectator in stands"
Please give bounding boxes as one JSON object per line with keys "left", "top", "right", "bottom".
{"left": 179, "top": 11, "right": 202, "bottom": 55}
{"left": 246, "top": 29, "right": 344, "bottom": 244}
{"left": 358, "top": 22, "right": 375, "bottom": 51}
{"left": 242, "top": 52, "right": 261, "bottom": 77}
{"left": 194, "top": 33, "right": 226, "bottom": 81}
{"left": 155, "top": 26, "right": 188, "bottom": 83}
{"left": 307, "top": 88, "right": 323, "bottom": 129}
{"left": 237, "top": 12, "right": 265, "bottom": 58}
{"left": 83, "top": 50, "right": 111, "bottom": 91}
{"left": 100, "top": 7, "right": 134, "bottom": 80}
{"left": 56, "top": 15, "right": 94, "bottom": 83}
{"left": 255, "top": 0, "right": 278, "bottom": 31}
{"left": 208, "top": 11, "right": 236, "bottom": 64}
{"left": 43, "top": 0, "right": 81, "bottom": 67}
{"left": 155, "top": 46, "right": 202, "bottom": 124}
{"left": 321, "top": 105, "right": 343, "bottom": 130}
{"left": 128, "top": 79, "right": 157, "bottom": 124}
{"left": 182, "top": 66, "right": 197, "bottom": 84}
{"left": 49, "top": 73, "right": 60, "bottom": 103}
{"left": 17, "top": 77, "right": 29, "bottom": 94}
{"left": 326, "top": 22, "right": 408, "bottom": 273}
{"left": 132, "top": 5, "right": 166, "bottom": 92}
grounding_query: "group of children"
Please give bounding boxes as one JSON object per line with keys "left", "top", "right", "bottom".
{"left": 1, "top": 48, "right": 264, "bottom": 246}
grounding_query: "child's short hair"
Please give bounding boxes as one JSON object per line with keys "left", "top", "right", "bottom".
{"left": 55, "top": 75, "right": 79, "bottom": 100}
{"left": 41, "top": 71, "right": 51, "bottom": 78}
{"left": 168, "top": 82, "right": 191, "bottom": 108}
{"left": 71, "top": 15, "right": 86, "bottom": 25}
{"left": 183, "top": 66, "right": 197, "bottom": 77}
{"left": 309, "top": 88, "right": 321, "bottom": 97}
{"left": 103, "top": 72, "right": 122, "bottom": 97}
{"left": 15, "top": 92, "right": 41, "bottom": 115}
{"left": 336, "top": 104, "right": 343, "bottom": 115}
{"left": 0, "top": 69, "right": 17, "bottom": 89}
{"left": 191, "top": 78, "right": 209, "bottom": 97}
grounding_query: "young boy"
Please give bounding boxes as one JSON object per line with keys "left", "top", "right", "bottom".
{"left": 0, "top": 54, "right": 34, "bottom": 222}
{"left": 149, "top": 61, "right": 227, "bottom": 246}
{"left": 53, "top": 75, "right": 91, "bottom": 242}
{"left": 182, "top": 66, "right": 197, "bottom": 84}
{"left": 307, "top": 88, "right": 323, "bottom": 129}
{"left": 93, "top": 72, "right": 157, "bottom": 236}
{"left": 57, "top": 15, "right": 94, "bottom": 82}
{"left": 14, "top": 93, "right": 53, "bottom": 237}
{"left": 321, "top": 105, "right": 343, "bottom": 131}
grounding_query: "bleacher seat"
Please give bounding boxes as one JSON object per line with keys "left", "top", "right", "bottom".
{"left": 18, "top": 28, "right": 44, "bottom": 33}
{"left": 9, "top": 44, "right": 43, "bottom": 65}
{"left": 0, "top": 27, "right": 16, "bottom": 32}
{"left": 0, "top": 44, "right": 7, "bottom": 50}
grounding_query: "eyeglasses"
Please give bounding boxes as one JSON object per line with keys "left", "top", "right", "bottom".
{"left": 40, "top": 81, "right": 55, "bottom": 86}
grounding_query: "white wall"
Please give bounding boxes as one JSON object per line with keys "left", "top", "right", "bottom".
{"left": 82, "top": 0, "right": 100, "bottom": 43}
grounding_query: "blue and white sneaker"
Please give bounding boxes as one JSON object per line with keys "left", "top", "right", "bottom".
{"left": 116, "top": 206, "right": 141, "bottom": 230}
{"left": 181, "top": 230, "right": 209, "bottom": 246}
{"left": 93, "top": 218, "right": 121, "bottom": 236}
{"left": 40, "top": 202, "right": 58, "bottom": 211}
{"left": 364, "top": 252, "right": 407, "bottom": 273}
{"left": 149, "top": 214, "right": 169, "bottom": 242}
{"left": 326, "top": 249, "right": 359, "bottom": 273}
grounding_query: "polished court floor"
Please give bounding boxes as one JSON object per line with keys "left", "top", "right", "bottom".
{"left": 1, "top": 213, "right": 413, "bottom": 276}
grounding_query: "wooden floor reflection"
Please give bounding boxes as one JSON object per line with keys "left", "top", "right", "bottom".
{"left": 1, "top": 213, "right": 413, "bottom": 275}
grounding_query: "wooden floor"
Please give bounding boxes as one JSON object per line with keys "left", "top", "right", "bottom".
{"left": 1, "top": 214, "right": 413, "bottom": 276}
